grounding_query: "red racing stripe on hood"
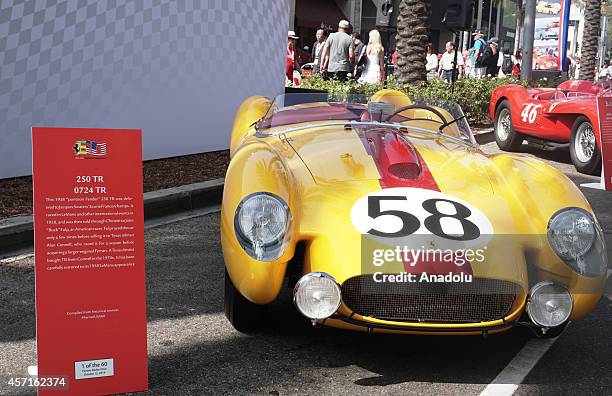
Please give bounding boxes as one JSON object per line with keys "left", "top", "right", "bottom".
{"left": 362, "top": 128, "right": 439, "bottom": 190}
{"left": 358, "top": 127, "right": 472, "bottom": 276}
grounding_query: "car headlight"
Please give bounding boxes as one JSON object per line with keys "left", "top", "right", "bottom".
{"left": 547, "top": 208, "right": 607, "bottom": 277}
{"left": 526, "top": 281, "right": 573, "bottom": 328}
{"left": 234, "top": 192, "right": 291, "bottom": 261}
{"left": 293, "top": 272, "right": 342, "bottom": 320}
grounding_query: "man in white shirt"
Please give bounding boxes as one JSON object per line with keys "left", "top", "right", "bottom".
{"left": 438, "top": 42, "right": 464, "bottom": 82}
{"left": 312, "top": 29, "right": 326, "bottom": 73}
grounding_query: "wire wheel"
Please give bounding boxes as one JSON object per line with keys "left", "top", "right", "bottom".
{"left": 574, "top": 122, "right": 595, "bottom": 163}
{"left": 496, "top": 108, "right": 511, "bottom": 142}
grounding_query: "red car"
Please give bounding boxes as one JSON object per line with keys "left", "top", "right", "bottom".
{"left": 489, "top": 80, "right": 611, "bottom": 175}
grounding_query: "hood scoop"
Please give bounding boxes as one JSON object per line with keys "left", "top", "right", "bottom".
{"left": 362, "top": 128, "right": 439, "bottom": 190}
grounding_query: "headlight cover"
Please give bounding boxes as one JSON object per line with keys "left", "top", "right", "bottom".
{"left": 234, "top": 192, "right": 291, "bottom": 261}
{"left": 293, "top": 272, "right": 342, "bottom": 320}
{"left": 547, "top": 208, "right": 607, "bottom": 277}
{"left": 526, "top": 281, "right": 573, "bottom": 328}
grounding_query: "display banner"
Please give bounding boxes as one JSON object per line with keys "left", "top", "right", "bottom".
{"left": 596, "top": 94, "right": 612, "bottom": 190}
{"left": 532, "top": 0, "right": 570, "bottom": 71}
{"left": 32, "top": 128, "right": 147, "bottom": 395}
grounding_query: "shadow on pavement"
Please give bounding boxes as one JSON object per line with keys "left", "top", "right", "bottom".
{"left": 147, "top": 288, "right": 532, "bottom": 394}
{"left": 0, "top": 261, "right": 35, "bottom": 342}
{"left": 518, "top": 143, "right": 573, "bottom": 165}
{"left": 145, "top": 213, "right": 224, "bottom": 321}
{"left": 520, "top": 299, "right": 612, "bottom": 395}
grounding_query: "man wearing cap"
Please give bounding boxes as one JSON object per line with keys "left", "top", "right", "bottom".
{"left": 470, "top": 30, "right": 487, "bottom": 78}
{"left": 485, "top": 38, "right": 500, "bottom": 77}
{"left": 286, "top": 31, "right": 300, "bottom": 82}
{"left": 320, "top": 20, "right": 355, "bottom": 81}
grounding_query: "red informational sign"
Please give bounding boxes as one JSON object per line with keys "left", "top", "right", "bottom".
{"left": 32, "top": 127, "right": 148, "bottom": 395}
{"left": 596, "top": 94, "right": 612, "bottom": 190}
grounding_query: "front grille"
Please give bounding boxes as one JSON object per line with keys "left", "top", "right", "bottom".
{"left": 341, "top": 275, "right": 519, "bottom": 323}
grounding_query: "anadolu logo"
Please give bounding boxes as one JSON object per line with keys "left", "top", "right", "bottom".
{"left": 73, "top": 140, "right": 107, "bottom": 159}
{"left": 350, "top": 187, "right": 494, "bottom": 250}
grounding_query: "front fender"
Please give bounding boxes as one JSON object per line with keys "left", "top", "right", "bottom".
{"left": 489, "top": 84, "right": 528, "bottom": 122}
{"left": 229, "top": 96, "right": 272, "bottom": 157}
{"left": 487, "top": 154, "right": 606, "bottom": 319}
{"left": 221, "top": 141, "right": 297, "bottom": 304}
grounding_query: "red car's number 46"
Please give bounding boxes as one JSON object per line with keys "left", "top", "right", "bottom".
{"left": 521, "top": 103, "right": 542, "bottom": 124}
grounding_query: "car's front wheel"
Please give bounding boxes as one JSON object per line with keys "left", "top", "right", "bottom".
{"left": 570, "top": 116, "right": 601, "bottom": 175}
{"left": 224, "top": 269, "right": 266, "bottom": 333}
{"left": 494, "top": 100, "right": 524, "bottom": 151}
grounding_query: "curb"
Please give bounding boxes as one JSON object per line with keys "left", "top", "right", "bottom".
{"left": 0, "top": 179, "right": 224, "bottom": 255}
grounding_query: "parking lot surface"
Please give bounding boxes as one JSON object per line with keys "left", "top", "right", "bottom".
{"left": 1, "top": 141, "right": 611, "bottom": 395}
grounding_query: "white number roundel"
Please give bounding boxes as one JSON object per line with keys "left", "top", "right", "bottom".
{"left": 350, "top": 187, "right": 494, "bottom": 248}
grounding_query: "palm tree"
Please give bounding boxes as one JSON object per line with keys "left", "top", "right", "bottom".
{"left": 395, "top": 0, "right": 432, "bottom": 84}
{"left": 514, "top": 0, "right": 524, "bottom": 53}
{"left": 579, "top": 0, "right": 602, "bottom": 80}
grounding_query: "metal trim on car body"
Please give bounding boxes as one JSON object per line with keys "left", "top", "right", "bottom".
{"left": 330, "top": 315, "right": 516, "bottom": 334}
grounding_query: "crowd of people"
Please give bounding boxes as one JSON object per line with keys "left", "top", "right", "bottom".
{"left": 428, "top": 30, "right": 522, "bottom": 82}
{"left": 286, "top": 19, "right": 387, "bottom": 85}
{"left": 286, "top": 21, "right": 525, "bottom": 85}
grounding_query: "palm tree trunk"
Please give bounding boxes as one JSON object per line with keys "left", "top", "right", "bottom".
{"left": 514, "top": 0, "right": 523, "bottom": 53}
{"left": 395, "top": 0, "right": 431, "bottom": 84}
{"left": 580, "top": 0, "right": 602, "bottom": 80}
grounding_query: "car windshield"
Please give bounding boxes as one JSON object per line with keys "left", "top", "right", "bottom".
{"left": 257, "top": 92, "right": 474, "bottom": 144}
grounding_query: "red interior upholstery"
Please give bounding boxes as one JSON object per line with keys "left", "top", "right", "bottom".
{"left": 532, "top": 90, "right": 557, "bottom": 100}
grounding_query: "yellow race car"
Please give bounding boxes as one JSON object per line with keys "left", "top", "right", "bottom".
{"left": 221, "top": 90, "right": 607, "bottom": 337}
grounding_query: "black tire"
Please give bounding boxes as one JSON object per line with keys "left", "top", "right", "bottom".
{"left": 570, "top": 116, "right": 601, "bottom": 175}
{"left": 494, "top": 100, "right": 524, "bottom": 151}
{"left": 224, "top": 268, "right": 266, "bottom": 333}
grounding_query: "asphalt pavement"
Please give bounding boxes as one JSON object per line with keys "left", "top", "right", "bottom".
{"left": 0, "top": 141, "right": 611, "bottom": 395}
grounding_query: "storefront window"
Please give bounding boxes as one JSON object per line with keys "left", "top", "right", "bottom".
{"left": 500, "top": 0, "right": 518, "bottom": 53}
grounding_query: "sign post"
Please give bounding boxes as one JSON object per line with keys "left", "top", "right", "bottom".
{"left": 32, "top": 127, "right": 148, "bottom": 395}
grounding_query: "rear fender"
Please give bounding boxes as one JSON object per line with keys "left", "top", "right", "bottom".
{"left": 545, "top": 99, "right": 600, "bottom": 147}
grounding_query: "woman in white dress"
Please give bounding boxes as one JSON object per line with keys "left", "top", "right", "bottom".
{"left": 357, "top": 29, "right": 385, "bottom": 84}
{"left": 425, "top": 43, "right": 439, "bottom": 81}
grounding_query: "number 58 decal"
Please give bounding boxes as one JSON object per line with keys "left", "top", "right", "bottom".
{"left": 521, "top": 103, "right": 543, "bottom": 124}
{"left": 351, "top": 188, "right": 494, "bottom": 247}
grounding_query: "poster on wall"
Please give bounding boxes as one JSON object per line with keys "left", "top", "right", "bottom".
{"left": 533, "top": 0, "right": 571, "bottom": 70}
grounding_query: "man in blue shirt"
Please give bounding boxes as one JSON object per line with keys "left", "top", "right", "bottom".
{"left": 470, "top": 30, "right": 487, "bottom": 78}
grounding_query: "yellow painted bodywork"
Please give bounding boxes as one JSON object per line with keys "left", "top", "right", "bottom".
{"left": 221, "top": 90, "right": 606, "bottom": 335}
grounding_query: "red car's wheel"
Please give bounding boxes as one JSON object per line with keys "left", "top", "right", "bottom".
{"left": 224, "top": 269, "right": 266, "bottom": 333}
{"left": 570, "top": 116, "right": 601, "bottom": 175}
{"left": 494, "top": 100, "right": 524, "bottom": 151}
